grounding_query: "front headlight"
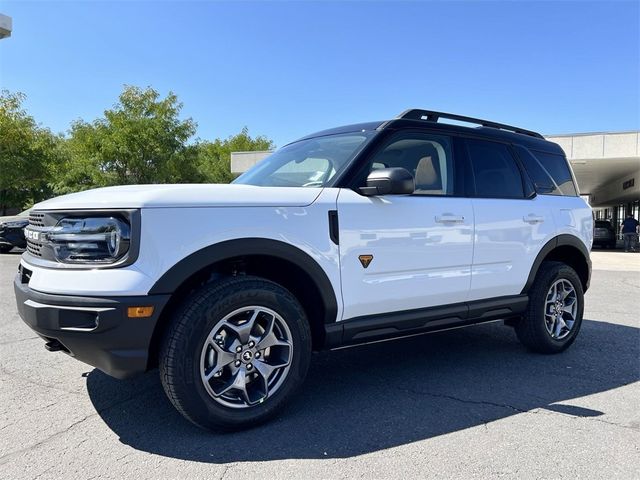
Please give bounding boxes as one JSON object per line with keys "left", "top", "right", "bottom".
{"left": 2, "top": 221, "right": 27, "bottom": 228}
{"left": 48, "top": 216, "right": 130, "bottom": 264}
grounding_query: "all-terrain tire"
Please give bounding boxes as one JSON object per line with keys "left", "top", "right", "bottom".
{"left": 515, "top": 261, "right": 584, "bottom": 353}
{"left": 159, "top": 275, "right": 312, "bottom": 431}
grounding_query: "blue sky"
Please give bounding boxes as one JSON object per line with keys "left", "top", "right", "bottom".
{"left": 1, "top": 0, "right": 638, "bottom": 147}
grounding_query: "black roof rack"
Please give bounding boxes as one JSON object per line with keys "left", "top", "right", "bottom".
{"left": 397, "top": 109, "right": 544, "bottom": 139}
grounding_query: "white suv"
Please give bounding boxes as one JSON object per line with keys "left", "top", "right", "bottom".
{"left": 14, "top": 109, "right": 592, "bottom": 430}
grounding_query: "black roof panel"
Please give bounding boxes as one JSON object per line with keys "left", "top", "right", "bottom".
{"left": 292, "top": 122, "right": 384, "bottom": 143}
{"left": 383, "top": 118, "right": 564, "bottom": 154}
{"left": 290, "top": 112, "right": 563, "bottom": 155}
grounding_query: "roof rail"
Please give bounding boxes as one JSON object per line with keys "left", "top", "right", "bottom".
{"left": 397, "top": 109, "right": 544, "bottom": 139}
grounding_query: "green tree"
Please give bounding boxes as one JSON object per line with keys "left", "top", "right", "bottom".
{"left": 0, "top": 90, "right": 60, "bottom": 214}
{"left": 54, "top": 86, "right": 200, "bottom": 194}
{"left": 196, "top": 127, "right": 274, "bottom": 183}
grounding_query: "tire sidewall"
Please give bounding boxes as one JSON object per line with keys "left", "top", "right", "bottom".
{"left": 163, "top": 278, "right": 311, "bottom": 429}
{"left": 529, "top": 264, "right": 584, "bottom": 352}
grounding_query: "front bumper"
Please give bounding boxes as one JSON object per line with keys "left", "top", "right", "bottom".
{"left": 0, "top": 229, "right": 26, "bottom": 249}
{"left": 14, "top": 266, "right": 170, "bottom": 379}
{"left": 592, "top": 236, "right": 616, "bottom": 245}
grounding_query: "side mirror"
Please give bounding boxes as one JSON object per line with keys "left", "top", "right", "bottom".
{"left": 359, "top": 167, "right": 415, "bottom": 196}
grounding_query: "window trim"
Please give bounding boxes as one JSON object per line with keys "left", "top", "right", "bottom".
{"left": 509, "top": 144, "right": 537, "bottom": 199}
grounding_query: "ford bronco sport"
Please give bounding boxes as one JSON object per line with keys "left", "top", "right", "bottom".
{"left": 14, "top": 109, "right": 592, "bottom": 430}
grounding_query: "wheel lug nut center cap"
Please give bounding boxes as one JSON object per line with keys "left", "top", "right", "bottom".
{"left": 242, "top": 350, "right": 253, "bottom": 362}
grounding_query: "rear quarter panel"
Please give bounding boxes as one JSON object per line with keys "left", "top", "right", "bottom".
{"left": 549, "top": 196, "right": 593, "bottom": 252}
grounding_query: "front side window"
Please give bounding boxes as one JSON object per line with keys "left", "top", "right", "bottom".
{"left": 366, "top": 132, "right": 455, "bottom": 195}
{"left": 234, "top": 132, "right": 375, "bottom": 187}
{"left": 466, "top": 139, "right": 525, "bottom": 199}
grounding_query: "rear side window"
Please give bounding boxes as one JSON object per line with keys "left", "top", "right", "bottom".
{"left": 533, "top": 150, "right": 578, "bottom": 196}
{"left": 465, "top": 139, "right": 525, "bottom": 199}
{"left": 515, "top": 145, "right": 578, "bottom": 196}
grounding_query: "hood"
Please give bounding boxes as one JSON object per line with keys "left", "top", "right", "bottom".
{"left": 0, "top": 214, "right": 29, "bottom": 224}
{"left": 32, "top": 184, "right": 325, "bottom": 210}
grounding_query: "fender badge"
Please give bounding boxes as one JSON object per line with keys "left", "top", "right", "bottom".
{"left": 358, "top": 255, "right": 373, "bottom": 269}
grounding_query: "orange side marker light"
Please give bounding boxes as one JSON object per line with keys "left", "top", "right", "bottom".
{"left": 127, "top": 306, "right": 154, "bottom": 318}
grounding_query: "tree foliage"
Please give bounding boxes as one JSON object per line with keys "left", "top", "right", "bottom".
{"left": 53, "top": 86, "right": 200, "bottom": 193}
{"left": 0, "top": 91, "right": 60, "bottom": 214}
{"left": 196, "top": 127, "right": 274, "bottom": 184}
{"left": 1, "top": 86, "right": 275, "bottom": 208}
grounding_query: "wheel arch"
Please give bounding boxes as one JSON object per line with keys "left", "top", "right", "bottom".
{"left": 146, "top": 238, "right": 339, "bottom": 367}
{"left": 521, "top": 234, "right": 592, "bottom": 294}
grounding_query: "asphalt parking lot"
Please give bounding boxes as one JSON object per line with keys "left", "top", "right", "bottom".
{"left": 1, "top": 250, "right": 638, "bottom": 479}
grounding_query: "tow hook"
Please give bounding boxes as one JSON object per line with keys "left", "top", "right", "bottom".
{"left": 44, "top": 340, "right": 66, "bottom": 352}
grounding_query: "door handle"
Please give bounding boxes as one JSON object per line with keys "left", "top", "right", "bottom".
{"left": 436, "top": 214, "right": 465, "bottom": 224}
{"left": 523, "top": 214, "right": 545, "bottom": 224}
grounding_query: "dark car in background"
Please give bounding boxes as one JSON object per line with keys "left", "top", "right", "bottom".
{"left": 593, "top": 220, "right": 617, "bottom": 249}
{"left": 0, "top": 209, "right": 30, "bottom": 253}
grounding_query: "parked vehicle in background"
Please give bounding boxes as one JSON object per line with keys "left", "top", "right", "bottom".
{"left": 0, "top": 209, "right": 30, "bottom": 253}
{"left": 592, "top": 220, "right": 617, "bottom": 249}
{"left": 14, "top": 109, "right": 592, "bottom": 431}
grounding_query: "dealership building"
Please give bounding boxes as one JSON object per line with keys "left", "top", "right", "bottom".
{"left": 232, "top": 130, "right": 640, "bottom": 226}
{"left": 545, "top": 131, "right": 640, "bottom": 226}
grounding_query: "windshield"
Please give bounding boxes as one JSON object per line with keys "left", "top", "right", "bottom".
{"left": 233, "top": 132, "right": 375, "bottom": 187}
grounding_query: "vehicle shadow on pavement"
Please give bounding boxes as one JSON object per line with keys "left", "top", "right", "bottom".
{"left": 87, "top": 319, "right": 639, "bottom": 463}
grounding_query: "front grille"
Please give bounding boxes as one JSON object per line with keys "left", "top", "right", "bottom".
{"left": 29, "top": 212, "right": 45, "bottom": 227}
{"left": 26, "top": 240, "right": 42, "bottom": 257}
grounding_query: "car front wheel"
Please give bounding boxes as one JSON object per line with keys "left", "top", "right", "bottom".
{"left": 159, "top": 275, "right": 312, "bottom": 431}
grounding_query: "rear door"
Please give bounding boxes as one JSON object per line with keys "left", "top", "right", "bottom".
{"left": 514, "top": 145, "right": 593, "bottom": 252}
{"left": 337, "top": 130, "right": 474, "bottom": 320}
{"left": 464, "top": 138, "right": 557, "bottom": 301}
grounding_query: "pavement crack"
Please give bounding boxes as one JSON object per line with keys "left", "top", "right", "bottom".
{"left": 401, "top": 386, "right": 640, "bottom": 432}
{"left": 0, "top": 384, "right": 157, "bottom": 465}
{"left": 32, "top": 465, "right": 54, "bottom": 480}
{"left": 0, "top": 413, "right": 96, "bottom": 465}
{"left": 400, "top": 386, "right": 527, "bottom": 413}
{"left": 218, "top": 464, "right": 232, "bottom": 480}
{"left": 0, "top": 335, "right": 39, "bottom": 346}
{"left": 0, "top": 421, "right": 16, "bottom": 432}
{"left": 585, "top": 417, "right": 640, "bottom": 432}
{"left": 0, "top": 364, "right": 85, "bottom": 396}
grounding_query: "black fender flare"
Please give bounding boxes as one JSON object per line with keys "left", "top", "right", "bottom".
{"left": 521, "top": 234, "right": 592, "bottom": 294}
{"left": 148, "top": 238, "right": 339, "bottom": 324}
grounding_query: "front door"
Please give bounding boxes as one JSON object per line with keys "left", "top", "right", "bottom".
{"left": 337, "top": 131, "right": 474, "bottom": 321}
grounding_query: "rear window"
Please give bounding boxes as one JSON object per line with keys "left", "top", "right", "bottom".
{"left": 595, "top": 221, "right": 612, "bottom": 229}
{"left": 515, "top": 145, "right": 578, "bottom": 196}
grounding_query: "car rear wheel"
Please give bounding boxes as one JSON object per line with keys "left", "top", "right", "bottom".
{"left": 0, "top": 245, "right": 12, "bottom": 253}
{"left": 516, "top": 261, "right": 584, "bottom": 353}
{"left": 159, "top": 275, "right": 312, "bottom": 431}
